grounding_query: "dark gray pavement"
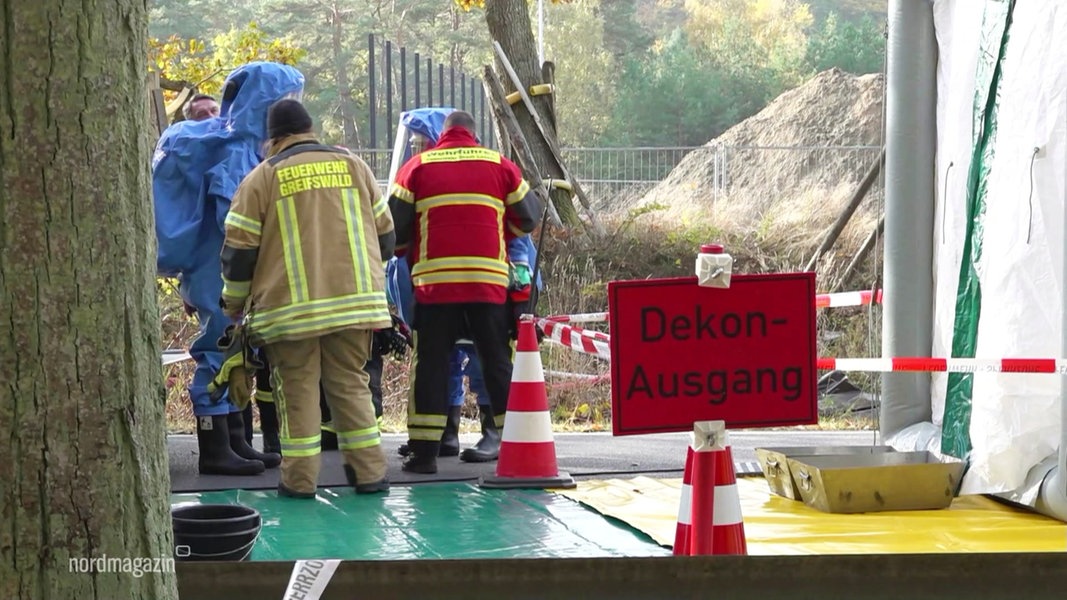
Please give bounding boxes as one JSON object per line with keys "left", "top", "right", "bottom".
{"left": 169, "top": 429, "right": 879, "bottom": 493}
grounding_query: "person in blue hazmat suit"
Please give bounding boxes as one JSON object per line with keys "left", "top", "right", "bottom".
{"left": 387, "top": 107, "right": 544, "bottom": 462}
{"left": 451, "top": 234, "right": 542, "bottom": 462}
{"left": 391, "top": 231, "right": 541, "bottom": 461}
{"left": 152, "top": 61, "right": 304, "bottom": 476}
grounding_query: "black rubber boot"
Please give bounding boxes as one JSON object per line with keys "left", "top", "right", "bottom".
{"left": 343, "top": 464, "right": 390, "bottom": 494}
{"left": 439, "top": 406, "right": 461, "bottom": 457}
{"left": 320, "top": 388, "right": 338, "bottom": 451}
{"left": 398, "top": 406, "right": 462, "bottom": 458}
{"left": 366, "top": 354, "right": 384, "bottom": 420}
{"left": 401, "top": 439, "right": 440, "bottom": 474}
{"left": 228, "top": 411, "right": 281, "bottom": 469}
{"left": 257, "top": 401, "right": 281, "bottom": 455}
{"left": 242, "top": 404, "right": 254, "bottom": 445}
{"left": 196, "top": 415, "right": 265, "bottom": 476}
{"left": 460, "top": 408, "right": 501, "bottom": 463}
{"left": 321, "top": 427, "right": 338, "bottom": 451}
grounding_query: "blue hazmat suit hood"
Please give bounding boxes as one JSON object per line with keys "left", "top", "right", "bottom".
{"left": 400, "top": 107, "right": 455, "bottom": 146}
{"left": 219, "top": 61, "right": 306, "bottom": 145}
{"left": 384, "top": 106, "right": 540, "bottom": 324}
{"left": 152, "top": 62, "right": 305, "bottom": 275}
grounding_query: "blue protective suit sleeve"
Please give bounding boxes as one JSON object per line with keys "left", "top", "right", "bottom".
{"left": 448, "top": 348, "right": 467, "bottom": 407}
{"left": 385, "top": 258, "right": 415, "bottom": 326}
{"left": 507, "top": 235, "right": 543, "bottom": 290}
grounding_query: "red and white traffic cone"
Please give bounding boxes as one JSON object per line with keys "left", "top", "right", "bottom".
{"left": 673, "top": 446, "right": 695, "bottom": 556}
{"left": 479, "top": 316, "right": 576, "bottom": 489}
{"left": 710, "top": 441, "right": 747, "bottom": 555}
{"left": 688, "top": 420, "right": 747, "bottom": 556}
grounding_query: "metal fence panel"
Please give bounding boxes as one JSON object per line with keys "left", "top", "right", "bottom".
{"left": 365, "top": 34, "right": 496, "bottom": 151}
{"left": 355, "top": 145, "right": 883, "bottom": 204}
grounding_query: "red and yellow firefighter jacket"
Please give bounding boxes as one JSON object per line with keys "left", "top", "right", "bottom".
{"left": 387, "top": 127, "right": 538, "bottom": 305}
{"left": 220, "top": 133, "right": 396, "bottom": 345}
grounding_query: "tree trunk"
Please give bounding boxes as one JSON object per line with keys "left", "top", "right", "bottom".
{"left": 451, "top": 4, "right": 463, "bottom": 70}
{"left": 332, "top": 4, "right": 359, "bottom": 148}
{"left": 0, "top": 2, "right": 178, "bottom": 599}
{"left": 484, "top": 0, "right": 580, "bottom": 227}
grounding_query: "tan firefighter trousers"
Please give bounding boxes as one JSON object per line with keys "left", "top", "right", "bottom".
{"left": 265, "top": 328, "right": 386, "bottom": 494}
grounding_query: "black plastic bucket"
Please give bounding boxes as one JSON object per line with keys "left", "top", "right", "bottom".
{"left": 172, "top": 504, "right": 261, "bottom": 561}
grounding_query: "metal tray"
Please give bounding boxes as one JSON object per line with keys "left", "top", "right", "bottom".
{"left": 755, "top": 446, "right": 894, "bottom": 500}
{"left": 786, "top": 451, "right": 966, "bottom": 514}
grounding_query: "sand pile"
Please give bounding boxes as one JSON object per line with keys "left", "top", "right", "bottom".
{"left": 632, "top": 69, "right": 885, "bottom": 258}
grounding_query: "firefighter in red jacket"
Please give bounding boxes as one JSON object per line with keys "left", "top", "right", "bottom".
{"left": 388, "top": 110, "right": 538, "bottom": 473}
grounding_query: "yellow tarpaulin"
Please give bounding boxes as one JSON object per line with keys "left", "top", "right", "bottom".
{"left": 555, "top": 476, "right": 1067, "bottom": 555}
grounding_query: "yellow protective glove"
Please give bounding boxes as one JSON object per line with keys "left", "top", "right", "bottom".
{"left": 207, "top": 324, "right": 260, "bottom": 410}
{"left": 208, "top": 354, "right": 254, "bottom": 411}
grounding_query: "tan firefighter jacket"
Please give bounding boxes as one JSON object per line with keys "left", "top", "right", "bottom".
{"left": 220, "top": 133, "right": 395, "bottom": 346}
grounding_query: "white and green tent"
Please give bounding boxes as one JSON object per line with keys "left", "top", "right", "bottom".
{"left": 883, "top": 0, "right": 1067, "bottom": 521}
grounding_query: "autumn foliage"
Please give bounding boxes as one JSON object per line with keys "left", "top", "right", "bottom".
{"left": 148, "top": 22, "right": 305, "bottom": 100}
{"left": 454, "top": 0, "right": 570, "bottom": 10}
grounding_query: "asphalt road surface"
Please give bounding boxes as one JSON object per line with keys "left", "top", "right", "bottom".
{"left": 168, "top": 429, "right": 881, "bottom": 489}
{"left": 543, "top": 429, "right": 880, "bottom": 476}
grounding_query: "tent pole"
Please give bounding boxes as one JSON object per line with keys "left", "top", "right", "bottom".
{"left": 881, "top": 0, "right": 937, "bottom": 442}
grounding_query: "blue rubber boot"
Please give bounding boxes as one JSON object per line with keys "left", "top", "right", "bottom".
{"left": 460, "top": 349, "right": 500, "bottom": 463}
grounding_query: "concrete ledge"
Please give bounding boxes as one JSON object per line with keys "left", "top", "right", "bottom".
{"left": 178, "top": 553, "right": 1067, "bottom": 600}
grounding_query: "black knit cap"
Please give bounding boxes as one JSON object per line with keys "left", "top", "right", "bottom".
{"left": 267, "top": 99, "right": 313, "bottom": 139}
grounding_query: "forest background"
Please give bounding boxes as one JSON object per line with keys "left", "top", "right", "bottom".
{"left": 149, "top": 0, "right": 887, "bottom": 149}
{"left": 151, "top": 0, "right": 890, "bottom": 431}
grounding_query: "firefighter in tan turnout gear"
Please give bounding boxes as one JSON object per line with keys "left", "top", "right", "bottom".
{"left": 220, "top": 99, "right": 394, "bottom": 498}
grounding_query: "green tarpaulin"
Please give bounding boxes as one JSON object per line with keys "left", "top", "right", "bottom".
{"left": 171, "top": 484, "right": 671, "bottom": 561}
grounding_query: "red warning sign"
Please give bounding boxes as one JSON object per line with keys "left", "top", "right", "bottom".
{"left": 607, "top": 273, "right": 818, "bottom": 435}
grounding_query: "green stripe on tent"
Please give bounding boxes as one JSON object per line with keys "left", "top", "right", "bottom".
{"left": 943, "top": 0, "right": 1016, "bottom": 458}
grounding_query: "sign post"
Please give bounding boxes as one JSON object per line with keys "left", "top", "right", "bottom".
{"left": 607, "top": 273, "right": 818, "bottom": 436}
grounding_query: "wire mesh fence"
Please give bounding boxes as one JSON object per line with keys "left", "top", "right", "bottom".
{"left": 359, "top": 145, "right": 883, "bottom": 206}
{"left": 364, "top": 34, "right": 496, "bottom": 151}
{"left": 562, "top": 145, "right": 882, "bottom": 211}
{"left": 352, "top": 149, "right": 394, "bottom": 183}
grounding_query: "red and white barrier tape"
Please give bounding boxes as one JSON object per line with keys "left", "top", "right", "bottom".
{"left": 547, "top": 320, "right": 609, "bottom": 342}
{"left": 537, "top": 319, "right": 612, "bottom": 361}
{"left": 542, "top": 289, "right": 884, "bottom": 325}
{"left": 162, "top": 351, "right": 193, "bottom": 366}
{"left": 533, "top": 331, "right": 1067, "bottom": 375}
{"left": 544, "top": 369, "right": 605, "bottom": 381}
{"left": 818, "top": 357, "right": 1067, "bottom": 374}
{"left": 544, "top": 312, "right": 609, "bottom": 324}
{"left": 536, "top": 318, "right": 610, "bottom": 342}
{"left": 815, "top": 289, "right": 882, "bottom": 308}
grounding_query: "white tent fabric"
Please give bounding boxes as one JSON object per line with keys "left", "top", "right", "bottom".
{"left": 931, "top": 0, "right": 984, "bottom": 429}
{"left": 932, "top": 0, "right": 1067, "bottom": 495}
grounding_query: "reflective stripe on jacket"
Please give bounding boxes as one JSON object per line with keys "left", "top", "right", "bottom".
{"left": 388, "top": 127, "right": 537, "bottom": 305}
{"left": 221, "top": 133, "right": 394, "bottom": 345}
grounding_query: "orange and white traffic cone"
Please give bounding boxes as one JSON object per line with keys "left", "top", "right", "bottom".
{"left": 710, "top": 440, "right": 747, "bottom": 555}
{"left": 479, "top": 316, "right": 576, "bottom": 490}
{"left": 688, "top": 420, "right": 747, "bottom": 556}
{"left": 673, "top": 446, "right": 695, "bottom": 556}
